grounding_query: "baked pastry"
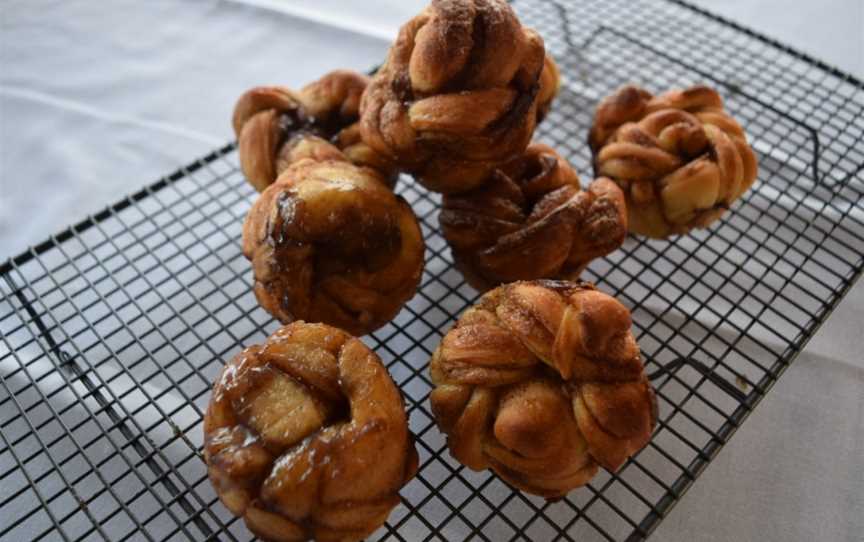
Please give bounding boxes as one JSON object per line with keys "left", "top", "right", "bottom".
{"left": 439, "top": 143, "right": 627, "bottom": 291}
{"left": 536, "top": 54, "right": 561, "bottom": 123}
{"left": 359, "top": 0, "right": 549, "bottom": 194}
{"left": 589, "top": 84, "right": 758, "bottom": 238}
{"left": 204, "top": 322, "right": 418, "bottom": 542}
{"left": 233, "top": 70, "right": 397, "bottom": 192}
{"left": 429, "top": 280, "right": 657, "bottom": 498}
{"left": 242, "top": 144, "right": 424, "bottom": 336}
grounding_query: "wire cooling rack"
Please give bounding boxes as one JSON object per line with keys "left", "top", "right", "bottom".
{"left": 2, "top": 0, "right": 863, "bottom": 540}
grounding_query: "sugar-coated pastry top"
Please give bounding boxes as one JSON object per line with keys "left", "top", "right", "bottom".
{"left": 204, "top": 322, "right": 418, "bottom": 542}
{"left": 440, "top": 143, "right": 627, "bottom": 291}
{"left": 430, "top": 280, "right": 657, "bottom": 498}
{"left": 233, "top": 70, "right": 397, "bottom": 192}
{"left": 589, "top": 84, "right": 758, "bottom": 238}
{"left": 360, "top": 0, "right": 549, "bottom": 194}
{"left": 242, "top": 143, "right": 424, "bottom": 336}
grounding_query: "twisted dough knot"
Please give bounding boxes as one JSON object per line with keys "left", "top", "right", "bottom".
{"left": 589, "top": 84, "right": 758, "bottom": 238}
{"left": 205, "top": 323, "right": 418, "bottom": 542}
{"left": 233, "top": 70, "right": 397, "bottom": 192}
{"left": 242, "top": 146, "right": 424, "bottom": 336}
{"left": 439, "top": 143, "right": 627, "bottom": 291}
{"left": 359, "top": 0, "right": 553, "bottom": 194}
{"left": 430, "top": 280, "right": 657, "bottom": 498}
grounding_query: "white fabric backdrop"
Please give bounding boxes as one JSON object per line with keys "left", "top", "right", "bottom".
{"left": 0, "top": 1, "right": 862, "bottom": 541}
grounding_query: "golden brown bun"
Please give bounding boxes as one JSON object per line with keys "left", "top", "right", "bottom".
{"left": 429, "top": 280, "right": 657, "bottom": 499}
{"left": 233, "top": 70, "right": 398, "bottom": 192}
{"left": 204, "top": 322, "right": 418, "bottom": 542}
{"left": 242, "top": 147, "right": 424, "bottom": 336}
{"left": 359, "top": 0, "right": 548, "bottom": 194}
{"left": 589, "top": 84, "right": 758, "bottom": 238}
{"left": 440, "top": 143, "right": 627, "bottom": 291}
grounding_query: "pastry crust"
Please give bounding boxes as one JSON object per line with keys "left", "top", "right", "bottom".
{"left": 429, "top": 280, "right": 657, "bottom": 498}
{"left": 536, "top": 54, "right": 561, "bottom": 123}
{"left": 589, "top": 84, "right": 758, "bottom": 238}
{"left": 359, "top": 0, "right": 554, "bottom": 194}
{"left": 242, "top": 144, "right": 424, "bottom": 336}
{"left": 204, "top": 322, "right": 418, "bottom": 542}
{"left": 440, "top": 143, "right": 627, "bottom": 291}
{"left": 233, "top": 70, "right": 398, "bottom": 192}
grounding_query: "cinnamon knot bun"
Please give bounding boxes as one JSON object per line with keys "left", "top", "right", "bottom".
{"left": 242, "top": 143, "right": 424, "bottom": 336}
{"left": 440, "top": 143, "right": 627, "bottom": 291}
{"left": 233, "top": 70, "right": 397, "bottom": 192}
{"left": 359, "top": 0, "right": 550, "bottom": 194}
{"left": 589, "top": 84, "right": 758, "bottom": 238}
{"left": 430, "top": 280, "right": 657, "bottom": 498}
{"left": 205, "top": 322, "right": 418, "bottom": 542}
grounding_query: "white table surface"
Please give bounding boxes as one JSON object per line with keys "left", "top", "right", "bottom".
{"left": 1, "top": 1, "right": 862, "bottom": 541}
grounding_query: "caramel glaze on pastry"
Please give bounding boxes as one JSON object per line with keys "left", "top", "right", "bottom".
{"left": 359, "top": 0, "right": 551, "bottom": 194}
{"left": 439, "top": 143, "right": 627, "bottom": 291}
{"left": 429, "top": 280, "right": 657, "bottom": 499}
{"left": 242, "top": 140, "right": 424, "bottom": 336}
{"left": 233, "top": 70, "right": 398, "bottom": 192}
{"left": 589, "top": 84, "right": 758, "bottom": 238}
{"left": 204, "top": 322, "right": 419, "bottom": 542}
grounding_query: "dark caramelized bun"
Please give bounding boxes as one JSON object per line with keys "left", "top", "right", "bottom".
{"left": 242, "top": 147, "right": 424, "bottom": 336}
{"left": 440, "top": 143, "right": 627, "bottom": 290}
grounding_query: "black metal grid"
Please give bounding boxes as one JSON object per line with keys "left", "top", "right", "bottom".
{"left": 1, "top": 0, "right": 863, "bottom": 540}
